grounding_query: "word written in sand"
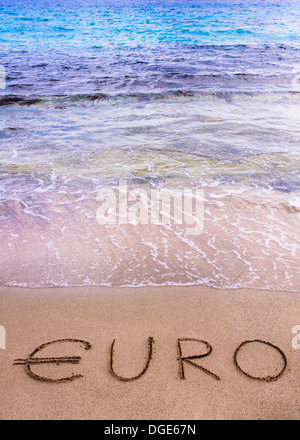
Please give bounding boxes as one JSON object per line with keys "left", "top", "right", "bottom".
{"left": 14, "top": 337, "right": 287, "bottom": 383}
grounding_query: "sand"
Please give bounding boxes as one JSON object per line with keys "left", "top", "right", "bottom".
{"left": 0, "top": 285, "right": 299, "bottom": 420}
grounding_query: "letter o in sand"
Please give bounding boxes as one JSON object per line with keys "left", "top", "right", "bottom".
{"left": 233, "top": 340, "right": 287, "bottom": 382}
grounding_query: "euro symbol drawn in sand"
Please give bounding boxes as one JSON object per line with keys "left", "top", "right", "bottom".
{"left": 14, "top": 338, "right": 92, "bottom": 382}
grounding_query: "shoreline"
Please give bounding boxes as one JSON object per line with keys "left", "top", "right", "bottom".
{"left": 1, "top": 179, "right": 299, "bottom": 292}
{"left": 1, "top": 285, "right": 299, "bottom": 420}
{"left": 1, "top": 284, "right": 300, "bottom": 293}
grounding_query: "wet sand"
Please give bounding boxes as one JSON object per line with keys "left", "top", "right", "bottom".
{"left": 0, "top": 285, "right": 299, "bottom": 420}
{"left": 1, "top": 181, "right": 299, "bottom": 291}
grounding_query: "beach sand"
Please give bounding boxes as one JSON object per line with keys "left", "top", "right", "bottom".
{"left": 0, "top": 285, "right": 299, "bottom": 420}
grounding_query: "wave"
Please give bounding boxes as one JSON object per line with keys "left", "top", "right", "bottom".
{"left": 1, "top": 42, "right": 299, "bottom": 102}
{"left": 1, "top": 90, "right": 299, "bottom": 107}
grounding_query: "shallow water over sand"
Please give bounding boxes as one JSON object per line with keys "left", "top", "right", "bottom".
{"left": 0, "top": 1, "right": 299, "bottom": 290}
{"left": 1, "top": 178, "right": 299, "bottom": 290}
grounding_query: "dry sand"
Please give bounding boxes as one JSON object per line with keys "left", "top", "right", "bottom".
{"left": 0, "top": 285, "right": 299, "bottom": 420}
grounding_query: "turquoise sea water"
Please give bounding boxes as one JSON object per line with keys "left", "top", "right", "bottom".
{"left": 1, "top": 0, "right": 300, "bottom": 99}
{"left": 0, "top": 1, "right": 299, "bottom": 289}
{"left": 1, "top": 0, "right": 300, "bottom": 49}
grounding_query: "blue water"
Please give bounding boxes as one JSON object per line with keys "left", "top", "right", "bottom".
{"left": 0, "top": 0, "right": 300, "bottom": 99}
{"left": 0, "top": 1, "right": 299, "bottom": 290}
{"left": 1, "top": 0, "right": 299, "bottom": 182}
{"left": 1, "top": 0, "right": 300, "bottom": 49}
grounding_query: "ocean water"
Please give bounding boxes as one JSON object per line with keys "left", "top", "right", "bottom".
{"left": 0, "top": 0, "right": 299, "bottom": 290}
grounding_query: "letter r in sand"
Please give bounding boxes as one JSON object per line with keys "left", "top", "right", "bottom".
{"left": 177, "top": 338, "right": 220, "bottom": 381}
